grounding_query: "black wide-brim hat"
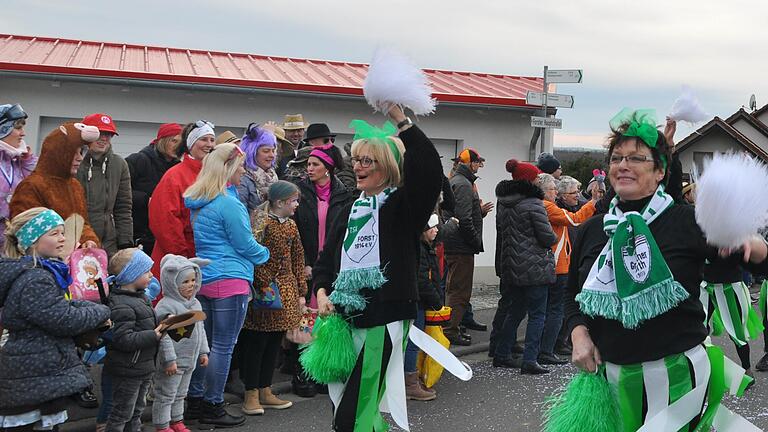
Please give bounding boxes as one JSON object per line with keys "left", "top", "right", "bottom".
{"left": 303, "top": 123, "right": 336, "bottom": 141}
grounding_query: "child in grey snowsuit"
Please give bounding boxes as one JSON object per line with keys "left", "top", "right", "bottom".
{"left": 152, "top": 254, "right": 210, "bottom": 432}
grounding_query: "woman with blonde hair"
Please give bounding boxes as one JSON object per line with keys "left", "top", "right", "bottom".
{"left": 311, "top": 105, "right": 443, "bottom": 431}
{"left": 183, "top": 143, "right": 270, "bottom": 428}
{"left": 0, "top": 207, "right": 111, "bottom": 431}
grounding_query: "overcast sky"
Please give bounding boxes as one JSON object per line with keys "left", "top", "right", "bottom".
{"left": 3, "top": 0, "right": 766, "bottom": 148}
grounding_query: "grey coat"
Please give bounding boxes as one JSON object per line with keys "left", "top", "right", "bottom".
{"left": 76, "top": 147, "right": 134, "bottom": 256}
{"left": 442, "top": 164, "right": 483, "bottom": 255}
{"left": 154, "top": 254, "right": 209, "bottom": 370}
{"left": 494, "top": 180, "right": 557, "bottom": 286}
{"left": 0, "top": 258, "right": 110, "bottom": 409}
{"left": 103, "top": 286, "right": 158, "bottom": 378}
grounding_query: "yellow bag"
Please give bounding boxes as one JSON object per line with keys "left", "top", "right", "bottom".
{"left": 416, "top": 307, "right": 451, "bottom": 388}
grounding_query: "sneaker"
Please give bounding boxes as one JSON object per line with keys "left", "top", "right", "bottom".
{"left": 73, "top": 386, "right": 98, "bottom": 409}
{"left": 241, "top": 390, "right": 264, "bottom": 416}
{"left": 756, "top": 353, "right": 768, "bottom": 372}
{"left": 199, "top": 400, "right": 246, "bottom": 427}
{"left": 169, "top": 421, "right": 191, "bottom": 432}
{"left": 259, "top": 387, "right": 293, "bottom": 409}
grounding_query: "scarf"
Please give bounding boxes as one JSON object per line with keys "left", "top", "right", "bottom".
{"left": 315, "top": 180, "right": 331, "bottom": 202}
{"left": 329, "top": 188, "right": 395, "bottom": 312}
{"left": 575, "top": 185, "right": 689, "bottom": 329}
{"left": 250, "top": 167, "right": 278, "bottom": 202}
{"left": 38, "top": 258, "right": 73, "bottom": 292}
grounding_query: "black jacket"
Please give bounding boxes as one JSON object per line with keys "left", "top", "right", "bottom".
{"left": 0, "top": 259, "right": 110, "bottom": 410}
{"left": 313, "top": 125, "right": 443, "bottom": 328}
{"left": 103, "top": 286, "right": 159, "bottom": 378}
{"left": 125, "top": 145, "right": 179, "bottom": 255}
{"left": 564, "top": 198, "right": 768, "bottom": 364}
{"left": 442, "top": 164, "right": 483, "bottom": 255}
{"left": 294, "top": 176, "right": 353, "bottom": 268}
{"left": 418, "top": 241, "right": 443, "bottom": 310}
{"left": 494, "top": 180, "right": 557, "bottom": 286}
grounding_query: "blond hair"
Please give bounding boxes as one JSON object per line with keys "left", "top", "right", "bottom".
{"left": 155, "top": 134, "right": 181, "bottom": 160}
{"left": 4, "top": 207, "right": 49, "bottom": 259}
{"left": 109, "top": 247, "right": 139, "bottom": 276}
{"left": 183, "top": 143, "right": 245, "bottom": 202}
{"left": 351, "top": 137, "right": 406, "bottom": 188}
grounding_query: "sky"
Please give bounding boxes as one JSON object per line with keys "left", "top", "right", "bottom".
{"left": 3, "top": 0, "right": 767, "bottom": 148}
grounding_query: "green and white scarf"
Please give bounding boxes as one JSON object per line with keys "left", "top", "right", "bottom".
{"left": 576, "top": 185, "right": 689, "bottom": 329}
{"left": 329, "top": 188, "right": 395, "bottom": 312}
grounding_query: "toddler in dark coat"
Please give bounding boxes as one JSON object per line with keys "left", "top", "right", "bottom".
{"left": 104, "top": 248, "right": 164, "bottom": 432}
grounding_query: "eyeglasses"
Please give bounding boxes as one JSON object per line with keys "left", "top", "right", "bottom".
{"left": 323, "top": 137, "right": 335, "bottom": 144}
{"left": 609, "top": 154, "right": 655, "bottom": 165}
{"left": 194, "top": 120, "right": 215, "bottom": 129}
{"left": 564, "top": 190, "right": 581, "bottom": 195}
{"left": 351, "top": 156, "right": 377, "bottom": 168}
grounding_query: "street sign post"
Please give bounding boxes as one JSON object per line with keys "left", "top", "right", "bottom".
{"left": 546, "top": 69, "right": 583, "bottom": 83}
{"left": 526, "top": 91, "right": 574, "bottom": 109}
{"left": 531, "top": 116, "right": 562, "bottom": 129}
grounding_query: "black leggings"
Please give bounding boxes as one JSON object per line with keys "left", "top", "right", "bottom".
{"left": 333, "top": 327, "right": 394, "bottom": 432}
{"left": 238, "top": 329, "right": 285, "bottom": 390}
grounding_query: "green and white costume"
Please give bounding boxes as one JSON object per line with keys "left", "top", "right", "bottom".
{"left": 700, "top": 279, "right": 763, "bottom": 346}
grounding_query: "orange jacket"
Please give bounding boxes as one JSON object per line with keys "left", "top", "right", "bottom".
{"left": 543, "top": 200, "right": 596, "bottom": 274}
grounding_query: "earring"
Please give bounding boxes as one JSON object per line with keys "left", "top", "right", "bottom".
{"left": 325, "top": 171, "right": 330, "bottom": 177}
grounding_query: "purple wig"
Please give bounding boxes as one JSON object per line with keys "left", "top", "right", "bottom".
{"left": 240, "top": 125, "right": 277, "bottom": 171}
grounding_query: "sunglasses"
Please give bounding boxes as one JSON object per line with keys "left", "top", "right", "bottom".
{"left": 323, "top": 137, "right": 335, "bottom": 144}
{"left": 0, "top": 104, "right": 27, "bottom": 123}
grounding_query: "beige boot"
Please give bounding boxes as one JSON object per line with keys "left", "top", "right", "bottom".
{"left": 242, "top": 389, "right": 264, "bottom": 415}
{"left": 259, "top": 387, "right": 293, "bottom": 409}
{"left": 406, "top": 372, "right": 436, "bottom": 401}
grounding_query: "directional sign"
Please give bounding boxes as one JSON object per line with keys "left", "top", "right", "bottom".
{"left": 531, "top": 116, "right": 562, "bottom": 129}
{"left": 526, "top": 91, "right": 574, "bottom": 109}
{"left": 546, "top": 69, "right": 583, "bottom": 83}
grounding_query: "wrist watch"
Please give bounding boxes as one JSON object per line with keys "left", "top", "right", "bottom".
{"left": 397, "top": 117, "right": 413, "bottom": 129}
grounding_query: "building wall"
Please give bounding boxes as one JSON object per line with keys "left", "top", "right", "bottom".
{"left": 677, "top": 129, "right": 742, "bottom": 175}
{"left": 1, "top": 75, "right": 547, "bottom": 285}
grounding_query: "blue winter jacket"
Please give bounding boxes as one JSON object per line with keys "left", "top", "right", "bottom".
{"left": 184, "top": 185, "right": 270, "bottom": 285}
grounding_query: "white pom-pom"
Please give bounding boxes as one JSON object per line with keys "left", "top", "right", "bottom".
{"left": 695, "top": 152, "right": 768, "bottom": 248}
{"left": 668, "top": 85, "right": 709, "bottom": 125}
{"left": 363, "top": 48, "right": 436, "bottom": 115}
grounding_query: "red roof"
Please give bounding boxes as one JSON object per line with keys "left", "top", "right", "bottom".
{"left": 0, "top": 34, "right": 544, "bottom": 108}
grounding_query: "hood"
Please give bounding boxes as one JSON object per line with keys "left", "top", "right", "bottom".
{"left": 160, "top": 254, "right": 209, "bottom": 307}
{"left": 184, "top": 184, "right": 237, "bottom": 210}
{"left": 495, "top": 179, "right": 543, "bottom": 206}
{"left": 36, "top": 122, "right": 99, "bottom": 179}
{"left": 0, "top": 259, "right": 35, "bottom": 307}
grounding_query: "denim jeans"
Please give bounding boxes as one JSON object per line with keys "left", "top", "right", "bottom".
{"left": 96, "top": 369, "right": 114, "bottom": 424}
{"left": 489, "top": 279, "right": 513, "bottom": 352}
{"left": 494, "top": 282, "right": 549, "bottom": 364}
{"left": 404, "top": 309, "right": 426, "bottom": 373}
{"left": 187, "top": 294, "right": 249, "bottom": 404}
{"left": 540, "top": 275, "right": 567, "bottom": 355}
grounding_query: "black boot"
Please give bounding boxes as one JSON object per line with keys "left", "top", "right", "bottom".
{"left": 185, "top": 397, "right": 203, "bottom": 421}
{"left": 292, "top": 371, "right": 318, "bottom": 398}
{"left": 199, "top": 400, "right": 246, "bottom": 428}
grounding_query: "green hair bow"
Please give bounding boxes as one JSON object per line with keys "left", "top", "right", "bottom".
{"left": 348, "top": 119, "right": 401, "bottom": 164}
{"left": 609, "top": 108, "right": 666, "bottom": 170}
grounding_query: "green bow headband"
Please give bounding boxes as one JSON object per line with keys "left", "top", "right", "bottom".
{"left": 348, "top": 119, "right": 401, "bottom": 165}
{"left": 609, "top": 108, "right": 666, "bottom": 170}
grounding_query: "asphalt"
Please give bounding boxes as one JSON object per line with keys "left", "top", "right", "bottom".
{"left": 60, "top": 286, "right": 768, "bottom": 431}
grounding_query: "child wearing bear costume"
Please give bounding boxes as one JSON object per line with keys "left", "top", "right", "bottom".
{"left": 10, "top": 122, "right": 101, "bottom": 248}
{"left": 152, "top": 255, "right": 210, "bottom": 432}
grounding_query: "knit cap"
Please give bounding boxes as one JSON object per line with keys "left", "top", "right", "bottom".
{"left": 536, "top": 152, "right": 561, "bottom": 174}
{"left": 506, "top": 159, "right": 540, "bottom": 182}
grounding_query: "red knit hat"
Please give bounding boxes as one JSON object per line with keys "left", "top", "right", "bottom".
{"left": 152, "top": 123, "right": 182, "bottom": 144}
{"left": 506, "top": 159, "right": 540, "bottom": 181}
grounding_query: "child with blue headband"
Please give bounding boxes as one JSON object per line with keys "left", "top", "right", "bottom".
{"left": 103, "top": 247, "right": 164, "bottom": 432}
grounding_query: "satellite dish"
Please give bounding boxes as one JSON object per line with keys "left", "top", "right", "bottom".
{"left": 749, "top": 94, "right": 757, "bottom": 111}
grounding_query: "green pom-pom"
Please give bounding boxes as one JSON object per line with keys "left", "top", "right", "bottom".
{"left": 543, "top": 372, "right": 622, "bottom": 432}
{"left": 299, "top": 314, "right": 357, "bottom": 384}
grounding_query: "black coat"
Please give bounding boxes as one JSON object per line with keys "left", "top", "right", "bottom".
{"left": 442, "top": 164, "right": 483, "bottom": 255}
{"left": 494, "top": 180, "right": 557, "bottom": 286}
{"left": 294, "top": 176, "right": 353, "bottom": 268}
{"left": 313, "top": 125, "right": 443, "bottom": 328}
{"left": 418, "top": 241, "right": 443, "bottom": 310}
{"left": 0, "top": 259, "right": 110, "bottom": 409}
{"left": 125, "top": 145, "right": 179, "bottom": 255}
{"left": 103, "top": 286, "right": 159, "bottom": 378}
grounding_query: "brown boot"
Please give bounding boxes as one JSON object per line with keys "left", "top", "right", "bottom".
{"left": 242, "top": 389, "right": 264, "bottom": 415}
{"left": 259, "top": 387, "right": 293, "bottom": 409}
{"left": 418, "top": 375, "right": 436, "bottom": 396}
{"left": 406, "top": 372, "right": 436, "bottom": 401}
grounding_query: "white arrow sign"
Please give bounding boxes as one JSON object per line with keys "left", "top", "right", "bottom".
{"left": 546, "top": 69, "right": 583, "bottom": 83}
{"left": 526, "top": 91, "right": 574, "bottom": 108}
{"left": 531, "top": 116, "right": 563, "bottom": 129}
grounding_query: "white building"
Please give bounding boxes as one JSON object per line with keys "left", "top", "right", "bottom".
{"left": 0, "top": 34, "right": 558, "bottom": 284}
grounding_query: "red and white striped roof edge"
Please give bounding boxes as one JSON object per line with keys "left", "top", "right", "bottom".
{"left": 0, "top": 34, "right": 546, "bottom": 108}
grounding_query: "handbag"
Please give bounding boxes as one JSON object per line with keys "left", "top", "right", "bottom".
{"left": 417, "top": 311, "right": 451, "bottom": 388}
{"left": 67, "top": 248, "right": 109, "bottom": 302}
{"left": 286, "top": 305, "right": 318, "bottom": 344}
